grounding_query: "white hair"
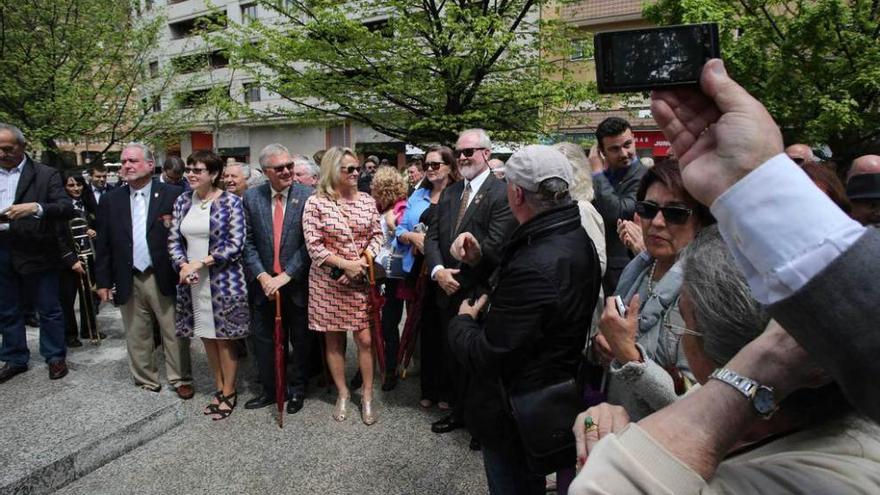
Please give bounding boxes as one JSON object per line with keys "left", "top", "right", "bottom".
{"left": 123, "top": 142, "right": 154, "bottom": 162}
{"left": 0, "top": 123, "right": 26, "bottom": 145}
{"left": 459, "top": 128, "right": 492, "bottom": 150}
{"left": 292, "top": 154, "right": 320, "bottom": 179}
{"left": 258, "top": 143, "right": 290, "bottom": 168}
{"left": 228, "top": 162, "right": 252, "bottom": 179}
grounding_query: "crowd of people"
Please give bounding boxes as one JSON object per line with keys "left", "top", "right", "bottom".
{"left": 2, "top": 56, "right": 880, "bottom": 493}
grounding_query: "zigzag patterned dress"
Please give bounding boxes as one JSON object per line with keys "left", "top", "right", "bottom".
{"left": 303, "top": 192, "right": 383, "bottom": 333}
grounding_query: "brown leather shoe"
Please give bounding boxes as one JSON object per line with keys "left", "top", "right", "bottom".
{"left": 175, "top": 384, "right": 195, "bottom": 400}
{"left": 48, "top": 360, "right": 68, "bottom": 380}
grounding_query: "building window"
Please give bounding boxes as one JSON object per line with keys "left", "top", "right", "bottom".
{"left": 149, "top": 61, "right": 159, "bottom": 78}
{"left": 570, "top": 39, "right": 591, "bottom": 61}
{"left": 241, "top": 4, "right": 258, "bottom": 22}
{"left": 243, "top": 83, "right": 261, "bottom": 103}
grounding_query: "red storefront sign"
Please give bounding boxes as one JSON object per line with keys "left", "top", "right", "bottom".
{"left": 633, "top": 131, "right": 670, "bottom": 157}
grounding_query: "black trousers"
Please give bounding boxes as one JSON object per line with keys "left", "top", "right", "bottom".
{"left": 382, "top": 278, "right": 405, "bottom": 373}
{"left": 441, "top": 297, "right": 470, "bottom": 423}
{"left": 419, "top": 283, "right": 450, "bottom": 403}
{"left": 59, "top": 269, "right": 94, "bottom": 340}
{"left": 252, "top": 287, "right": 313, "bottom": 399}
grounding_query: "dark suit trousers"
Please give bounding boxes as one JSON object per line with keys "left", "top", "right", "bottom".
{"left": 253, "top": 286, "right": 312, "bottom": 398}
{"left": 442, "top": 295, "right": 470, "bottom": 423}
{"left": 0, "top": 240, "right": 66, "bottom": 366}
{"left": 419, "top": 283, "right": 451, "bottom": 403}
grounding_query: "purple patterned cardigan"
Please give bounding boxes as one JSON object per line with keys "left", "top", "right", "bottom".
{"left": 168, "top": 190, "right": 250, "bottom": 339}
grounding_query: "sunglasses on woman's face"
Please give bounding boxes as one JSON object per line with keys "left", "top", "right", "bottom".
{"left": 422, "top": 161, "right": 445, "bottom": 171}
{"left": 340, "top": 165, "right": 362, "bottom": 174}
{"left": 635, "top": 201, "right": 693, "bottom": 225}
{"left": 183, "top": 167, "right": 208, "bottom": 175}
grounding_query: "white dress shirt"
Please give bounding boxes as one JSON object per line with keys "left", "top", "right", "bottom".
{"left": 270, "top": 185, "right": 289, "bottom": 218}
{"left": 0, "top": 156, "right": 44, "bottom": 231}
{"left": 711, "top": 153, "right": 865, "bottom": 304}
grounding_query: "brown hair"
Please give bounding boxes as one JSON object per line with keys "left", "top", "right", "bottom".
{"left": 421, "top": 145, "right": 461, "bottom": 189}
{"left": 371, "top": 167, "right": 408, "bottom": 212}
{"left": 802, "top": 161, "right": 851, "bottom": 213}
{"left": 637, "top": 158, "right": 714, "bottom": 226}
{"left": 188, "top": 149, "right": 224, "bottom": 188}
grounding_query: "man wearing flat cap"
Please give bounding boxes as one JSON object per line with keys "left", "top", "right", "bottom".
{"left": 846, "top": 172, "right": 880, "bottom": 227}
{"left": 447, "top": 145, "right": 602, "bottom": 493}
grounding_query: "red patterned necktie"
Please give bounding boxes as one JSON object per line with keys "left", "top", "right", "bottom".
{"left": 273, "top": 193, "right": 284, "bottom": 274}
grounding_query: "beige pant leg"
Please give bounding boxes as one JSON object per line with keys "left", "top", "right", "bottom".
{"left": 119, "top": 274, "right": 160, "bottom": 389}
{"left": 143, "top": 273, "right": 192, "bottom": 386}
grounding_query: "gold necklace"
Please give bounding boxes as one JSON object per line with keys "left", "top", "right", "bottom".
{"left": 199, "top": 190, "right": 217, "bottom": 210}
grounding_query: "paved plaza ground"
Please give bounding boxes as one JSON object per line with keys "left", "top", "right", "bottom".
{"left": 0, "top": 304, "right": 489, "bottom": 494}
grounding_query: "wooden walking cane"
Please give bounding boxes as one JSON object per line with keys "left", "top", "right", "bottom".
{"left": 273, "top": 294, "right": 285, "bottom": 428}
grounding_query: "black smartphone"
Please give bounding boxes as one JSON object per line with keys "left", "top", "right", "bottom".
{"left": 594, "top": 23, "right": 720, "bottom": 94}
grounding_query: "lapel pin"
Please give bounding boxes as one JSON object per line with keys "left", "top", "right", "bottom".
{"left": 154, "top": 192, "right": 159, "bottom": 198}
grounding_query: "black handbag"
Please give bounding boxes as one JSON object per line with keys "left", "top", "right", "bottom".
{"left": 507, "top": 378, "right": 581, "bottom": 475}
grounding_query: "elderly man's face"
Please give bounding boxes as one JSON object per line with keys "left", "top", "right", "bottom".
{"left": 223, "top": 165, "right": 248, "bottom": 196}
{"left": 364, "top": 161, "right": 377, "bottom": 175}
{"left": 0, "top": 129, "right": 25, "bottom": 169}
{"left": 119, "top": 146, "right": 154, "bottom": 187}
{"left": 407, "top": 165, "right": 422, "bottom": 185}
{"left": 263, "top": 152, "right": 294, "bottom": 191}
{"left": 455, "top": 132, "right": 491, "bottom": 180}
{"left": 677, "top": 290, "right": 715, "bottom": 385}
{"left": 293, "top": 163, "right": 317, "bottom": 186}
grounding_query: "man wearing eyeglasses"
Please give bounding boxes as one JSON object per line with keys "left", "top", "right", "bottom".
{"left": 241, "top": 143, "right": 314, "bottom": 415}
{"left": 589, "top": 117, "right": 648, "bottom": 295}
{"left": 424, "top": 128, "right": 517, "bottom": 446}
{"left": 94, "top": 143, "right": 193, "bottom": 397}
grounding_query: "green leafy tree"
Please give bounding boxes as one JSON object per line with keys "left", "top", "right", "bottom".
{"left": 0, "top": 0, "right": 185, "bottom": 164}
{"left": 645, "top": 0, "right": 880, "bottom": 161}
{"left": 216, "top": 0, "right": 595, "bottom": 146}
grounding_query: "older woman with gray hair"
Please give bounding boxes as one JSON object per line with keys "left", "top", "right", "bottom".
{"left": 554, "top": 142, "right": 606, "bottom": 275}
{"left": 569, "top": 226, "right": 880, "bottom": 494}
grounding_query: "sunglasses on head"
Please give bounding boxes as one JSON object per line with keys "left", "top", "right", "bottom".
{"left": 455, "top": 147, "right": 485, "bottom": 158}
{"left": 184, "top": 167, "right": 207, "bottom": 174}
{"left": 635, "top": 201, "right": 693, "bottom": 225}
{"left": 422, "top": 161, "right": 445, "bottom": 171}
{"left": 266, "top": 162, "right": 295, "bottom": 172}
{"left": 340, "top": 165, "right": 362, "bottom": 174}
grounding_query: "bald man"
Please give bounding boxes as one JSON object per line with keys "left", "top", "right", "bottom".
{"left": 784, "top": 143, "right": 816, "bottom": 166}
{"left": 847, "top": 155, "right": 880, "bottom": 181}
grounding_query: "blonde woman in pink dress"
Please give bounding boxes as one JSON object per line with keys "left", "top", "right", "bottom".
{"left": 303, "top": 146, "right": 383, "bottom": 425}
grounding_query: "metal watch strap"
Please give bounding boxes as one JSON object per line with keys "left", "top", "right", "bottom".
{"left": 709, "top": 368, "right": 758, "bottom": 399}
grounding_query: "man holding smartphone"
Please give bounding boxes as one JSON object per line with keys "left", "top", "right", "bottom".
{"left": 589, "top": 117, "right": 647, "bottom": 294}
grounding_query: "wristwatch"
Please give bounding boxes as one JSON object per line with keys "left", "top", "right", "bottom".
{"left": 709, "top": 368, "right": 778, "bottom": 418}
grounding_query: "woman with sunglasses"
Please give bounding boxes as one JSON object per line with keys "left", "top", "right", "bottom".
{"left": 394, "top": 146, "right": 461, "bottom": 408}
{"left": 303, "top": 146, "right": 384, "bottom": 425}
{"left": 592, "top": 158, "right": 715, "bottom": 421}
{"left": 168, "top": 150, "right": 250, "bottom": 420}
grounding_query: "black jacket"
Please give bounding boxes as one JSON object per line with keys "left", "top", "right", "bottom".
{"left": 424, "top": 173, "right": 517, "bottom": 308}
{"left": 592, "top": 161, "right": 647, "bottom": 272}
{"left": 447, "top": 203, "right": 601, "bottom": 449}
{"left": 4, "top": 157, "right": 76, "bottom": 274}
{"left": 94, "top": 178, "right": 183, "bottom": 305}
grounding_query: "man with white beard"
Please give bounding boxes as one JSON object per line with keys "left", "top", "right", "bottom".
{"left": 424, "top": 128, "right": 517, "bottom": 450}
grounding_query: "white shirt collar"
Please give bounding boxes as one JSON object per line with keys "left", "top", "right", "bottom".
{"left": 130, "top": 179, "right": 152, "bottom": 199}
{"left": 465, "top": 167, "right": 491, "bottom": 193}
{"left": 1, "top": 156, "right": 26, "bottom": 175}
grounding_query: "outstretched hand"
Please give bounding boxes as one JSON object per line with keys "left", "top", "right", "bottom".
{"left": 651, "top": 59, "right": 784, "bottom": 206}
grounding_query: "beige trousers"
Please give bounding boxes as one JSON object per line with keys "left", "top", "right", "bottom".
{"left": 119, "top": 271, "right": 192, "bottom": 390}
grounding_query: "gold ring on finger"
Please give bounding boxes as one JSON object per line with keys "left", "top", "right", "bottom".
{"left": 584, "top": 415, "right": 598, "bottom": 433}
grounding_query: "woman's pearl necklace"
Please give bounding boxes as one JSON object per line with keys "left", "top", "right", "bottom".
{"left": 647, "top": 260, "right": 657, "bottom": 297}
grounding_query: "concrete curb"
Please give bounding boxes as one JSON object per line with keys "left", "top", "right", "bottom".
{"left": 1, "top": 402, "right": 184, "bottom": 495}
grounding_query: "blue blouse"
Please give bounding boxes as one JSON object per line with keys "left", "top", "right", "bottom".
{"left": 394, "top": 187, "right": 433, "bottom": 273}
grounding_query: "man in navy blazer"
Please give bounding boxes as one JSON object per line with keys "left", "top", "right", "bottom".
{"left": 242, "top": 143, "right": 313, "bottom": 413}
{"left": 94, "top": 143, "right": 193, "bottom": 398}
{"left": 0, "top": 123, "right": 77, "bottom": 383}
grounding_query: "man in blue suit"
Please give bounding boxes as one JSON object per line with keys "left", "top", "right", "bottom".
{"left": 242, "top": 143, "right": 313, "bottom": 414}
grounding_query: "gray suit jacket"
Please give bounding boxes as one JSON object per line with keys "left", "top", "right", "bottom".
{"left": 242, "top": 182, "right": 313, "bottom": 305}
{"left": 770, "top": 229, "right": 880, "bottom": 423}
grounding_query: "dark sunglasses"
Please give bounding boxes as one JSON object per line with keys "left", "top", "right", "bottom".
{"left": 183, "top": 167, "right": 208, "bottom": 174}
{"left": 635, "top": 201, "right": 693, "bottom": 225}
{"left": 340, "top": 165, "right": 362, "bottom": 174}
{"left": 455, "top": 147, "right": 485, "bottom": 158}
{"left": 266, "top": 162, "right": 295, "bottom": 172}
{"left": 422, "top": 161, "right": 446, "bottom": 171}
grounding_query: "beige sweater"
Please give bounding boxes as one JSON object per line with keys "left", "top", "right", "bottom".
{"left": 570, "top": 415, "right": 880, "bottom": 494}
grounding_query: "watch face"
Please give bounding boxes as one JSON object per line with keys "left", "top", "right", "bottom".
{"left": 754, "top": 387, "right": 776, "bottom": 416}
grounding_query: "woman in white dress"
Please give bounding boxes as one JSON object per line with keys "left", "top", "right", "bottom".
{"left": 168, "top": 150, "right": 250, "bottom": 420}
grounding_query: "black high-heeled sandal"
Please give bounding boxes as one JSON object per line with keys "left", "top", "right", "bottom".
{"left": 203, "top": 390, "right": 223, "bottom": 415}
{"left": 210, "top": 392, "right": 237, "bottom": 421}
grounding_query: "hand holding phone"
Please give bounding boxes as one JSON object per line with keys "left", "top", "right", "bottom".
{"left": 614, "top": 295, "right": 627, "bottom": 318}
